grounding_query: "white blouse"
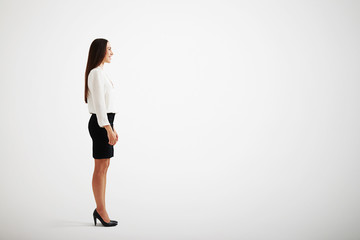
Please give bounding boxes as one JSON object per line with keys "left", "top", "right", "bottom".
{"left": 87, "top": 66, "right": 118, "bottom": 127}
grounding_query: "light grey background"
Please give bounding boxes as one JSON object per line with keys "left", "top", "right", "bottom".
{"left": 0, "top": 0, "right": 359, "bottom": 239}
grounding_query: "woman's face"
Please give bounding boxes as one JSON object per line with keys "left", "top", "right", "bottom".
{"left": 103, "top": 42, "right": 113, "bottom": 63}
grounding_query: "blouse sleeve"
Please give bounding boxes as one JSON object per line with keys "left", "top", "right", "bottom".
{"left": 88, "top": 69, "right": 110, "bottom": 128}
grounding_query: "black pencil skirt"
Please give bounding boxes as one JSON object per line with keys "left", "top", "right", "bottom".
{"left": 88, "top": 113, "right": 116, "bottom": 159}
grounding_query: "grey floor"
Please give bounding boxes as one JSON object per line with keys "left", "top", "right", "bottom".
{"left": 1, "top": 0, "right": 360, "bottom": 239}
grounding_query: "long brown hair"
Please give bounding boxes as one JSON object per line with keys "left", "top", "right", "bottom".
{"left": 84, "top": 38, "right": 108, "bottom": 103}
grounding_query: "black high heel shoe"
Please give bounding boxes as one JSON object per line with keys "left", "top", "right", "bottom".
{"left": 93, "top": 209, "right": 118, "bottom": 227}
{"left": 94, "top": 208, "right": 118, "bottom": 223}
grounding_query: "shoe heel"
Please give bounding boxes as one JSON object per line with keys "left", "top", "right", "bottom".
{"left": 93, "top": 208, "right": 117, "bottom": 227}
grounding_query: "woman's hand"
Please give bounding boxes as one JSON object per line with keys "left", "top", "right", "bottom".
{"left": 113, "top": 129, "right": 119, "bottom": 143}
{"left": 105, "top": 125, "right": 117, "bottom": 145}
{"left": 107, "top": 130, "right": 117, "bottom": 145}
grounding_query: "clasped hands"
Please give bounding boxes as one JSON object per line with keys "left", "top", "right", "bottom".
{"left": 106, "top": 126, "right": 118, "bottom": 146}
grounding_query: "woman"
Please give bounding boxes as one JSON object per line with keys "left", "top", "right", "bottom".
{"left": 84, "top": 38, "right": 118, "bottom": 227}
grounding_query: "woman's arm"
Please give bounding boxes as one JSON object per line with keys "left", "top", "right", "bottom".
{"left": 88, "top": 69, "right": 111, "bottom": 127}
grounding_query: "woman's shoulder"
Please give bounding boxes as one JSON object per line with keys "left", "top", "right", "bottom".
{"left": 89, "top": 66, "right": 102, "bottom": 73}
{"left": 89, "top": 67, "right": 105, "bottom": 78}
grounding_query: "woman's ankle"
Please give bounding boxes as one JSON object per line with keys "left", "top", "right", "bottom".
{"left": 96, "top": 207, "right": 106, "bottom": 212}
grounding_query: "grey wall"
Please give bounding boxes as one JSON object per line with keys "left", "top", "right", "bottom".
{"left": 0, "top": 0, "right": 359, "bottom": 239}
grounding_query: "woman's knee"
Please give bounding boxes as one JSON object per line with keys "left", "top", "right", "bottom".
{"left": 94, "top": 158, "right": 110, "bottom": 173}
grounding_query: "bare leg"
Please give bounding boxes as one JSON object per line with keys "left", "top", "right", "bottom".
{"left": 92, "top": 158, "right": 110, "bottom": 223}
{"left": 102, "top": 160, "right": 109, "bottom": 211}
